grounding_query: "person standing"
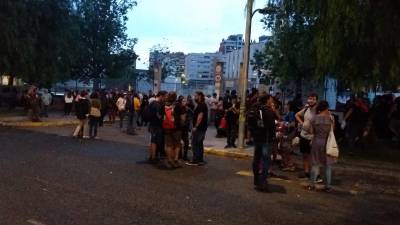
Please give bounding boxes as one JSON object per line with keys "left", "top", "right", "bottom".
{"left": 28, "top": 87, "right": 41, "bottom": 122}
{"left": 64, "top": 91, "right": 74, "bottom": 116}
{"left": 116, "top": 93, "right": 127, "bottom": 129}
{"left": 73, "top": 91, "right": 90, "bottom": 138}
{"left": 187, "top": 91, "right": 208, "bottom": 166}
{"left": 133, "top": 93, "right": 141, "bottom": 130}
{"left": 225, "top": 100, "right": 239, "bottom": 148}
{"left": 389, "top": 97, "right": 400, "bottom": 143}
{"left": 99, "top": 90, "right": 108, "bottom": 127}
{"left": 178, "top": 96, "right": 190, "bottom": 161}
{"left": 248, "top": 93, "right": 276, "bottom": 192}
{"left": 147, "top": 91, "right": 167, "bottom": 163}
{"left": 88, "top": 92, "right": 101, "bottom": 139}
{"left": 308, "top": 101, "right": 337, "bottom": 192}
{"left": 162, "top": 92, "right": 184, "bottom": 169}
{"left": 41, "top": 89, "right": 52, "bottom": 117}
{"left": 295, "top": 93, "right": 318, "bottom": 179}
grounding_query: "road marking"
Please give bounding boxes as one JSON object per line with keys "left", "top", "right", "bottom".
{"left": 236, "top": 171, "right": 253, "bottom": 177}
{"left": 27, "top": 219, "right": 46, "bottom": 225}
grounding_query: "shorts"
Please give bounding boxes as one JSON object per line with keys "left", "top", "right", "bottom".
{"left": 150, "top": 126, "right": 163, "bottom": 145}
{"left": 299, "top": 136, "right": 311, "bottom": 154}
{"left": 164, "top": 129, "right": 182, "bottom": 149}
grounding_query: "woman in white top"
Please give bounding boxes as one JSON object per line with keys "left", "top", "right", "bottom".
{"left": 116, "top": 93, "right": 127, "bottom": 129}
{"left": 64, "top": 91, "right": 74, "bottom": 115}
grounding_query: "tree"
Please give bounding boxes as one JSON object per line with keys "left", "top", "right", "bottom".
{"left": 256, "top": 0, "right": 400, "bottom": 92}
{"left": 254, "top": 0, "right": 320, "bottom": 94}
{"left": 73, "top": 0, "right": 137, "bottom": 89}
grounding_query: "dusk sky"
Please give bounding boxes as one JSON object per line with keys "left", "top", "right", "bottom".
{"left": 126, "top": 0, "right": 269, "bottom": 69}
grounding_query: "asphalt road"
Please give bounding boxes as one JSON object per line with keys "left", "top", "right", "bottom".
{"left": 1, "top": 127, "right": 399, "bottom": 225}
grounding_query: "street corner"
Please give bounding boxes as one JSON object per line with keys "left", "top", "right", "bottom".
{"left": 204, "top": 147, "right": 252, "bottom": 159}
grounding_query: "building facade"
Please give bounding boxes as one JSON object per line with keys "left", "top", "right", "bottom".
{"left": 223, "top": 42, "right": 266, "bottom": 90}
{"left": 219, "top": 34, "right": 244, "bottom": 54}
{"left": 184, "top": 53, "right": 226, "bottom": 95}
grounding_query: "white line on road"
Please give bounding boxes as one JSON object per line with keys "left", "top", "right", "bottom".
{"left": 27, "top": 219, "right": 46, "bottom": 225}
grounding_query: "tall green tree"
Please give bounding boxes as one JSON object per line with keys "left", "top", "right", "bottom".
{"left": 74, "top": 0, "right": 137, "bottom": 89}
{"left": 256, "top": 0, "right": 400, "bottom": 92}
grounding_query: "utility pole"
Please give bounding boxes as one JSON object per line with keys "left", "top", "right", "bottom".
{"left": 238, "top": 0, "right": 254, "bottom": 149}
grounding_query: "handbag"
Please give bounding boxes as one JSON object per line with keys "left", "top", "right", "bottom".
{"left": 90, "top": 107, "right": 101, "bottom": 118}
{"left": 326, "top": 116, "right": 339, "bottom": 157}
{"left": 219, "top": 117, "right": 227, "bottom": 129}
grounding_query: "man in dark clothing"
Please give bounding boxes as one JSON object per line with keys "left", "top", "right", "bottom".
{"left": 389, "top": 97, "right": 400, "bottom": 142}
{"left": 73, "top": 91, "right": 90, "bottom": 138}
{"left": 99, "top": 90, "right": 108, "bottom": 127}
{"left": 248, "top": 93, "right": 276, "bottom": 192}
{"left": 147, "top": 91, "right": 167, "bottom": 163}
{"left": 187, "top": 91, "right": 208, "bottom": 166}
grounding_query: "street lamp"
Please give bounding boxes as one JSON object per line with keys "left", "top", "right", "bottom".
{"left": 237, "top": 0, "right": 269, "bottom": 149}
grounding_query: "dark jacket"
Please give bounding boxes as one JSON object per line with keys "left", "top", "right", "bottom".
{"left": 250, "top": 104, "right": 276, "bottom": 143}
{"left": 76, "top": 98, "right": 90, "bottom": 120}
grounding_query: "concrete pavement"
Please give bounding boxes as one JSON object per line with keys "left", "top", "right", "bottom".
{"left": 1, "top": 127, "right": 400, "bottom": 225}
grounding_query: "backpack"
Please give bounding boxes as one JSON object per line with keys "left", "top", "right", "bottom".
{"left": 163, "top": 105, "right": 175, "bottom": 129}
{"left": 247, "top": 104, "right": 264, "bottom": 132}
{"left": 142, "top": 103, "right": 154, "bottom": 123}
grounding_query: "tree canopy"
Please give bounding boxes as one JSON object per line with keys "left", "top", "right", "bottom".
{"left": 0, "top": 0, "right": 137, "bottom": 88}
{"left": 254, "top": 0, "right": 400, "bottom": 92}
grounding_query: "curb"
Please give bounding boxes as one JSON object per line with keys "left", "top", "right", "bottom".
{"left": 0, "top": 120, "right": 79, "bottom": 127}
{"left": 204, "top": 147, "right": 252, "bottom": 158}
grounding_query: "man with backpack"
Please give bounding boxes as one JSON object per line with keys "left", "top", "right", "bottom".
{"left": 162, "top": 92, "right": 185, "bottom": 169}
{"left": 248, "top": 93, "right": 277, "bottom": 192}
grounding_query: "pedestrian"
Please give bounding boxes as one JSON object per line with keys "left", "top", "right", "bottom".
{"left": 73, "top": 91, "right": 90, "bottom": 138}
{"left": 99, "top": 90, "right": 108, "bottom": 127}
{"left": 248, "top": 93, "right": 276, "bottom": 192}
{"left": 186, "top": 91, "right": 208, "bottom": 166}
{"left": 295, "top": 93, "right": 318, "bottom": 179}
{"left": 209, "top": 93, "right": 218, "bottom": 124}
{"left": 88, "top": 92, "right": 101, "bottom": 139}
{"left": 307, "top": 100, "right": 337, "bottom": 192}
{"left": 133, "top": 93, "right": 141, "bottom": 129}
{"left": 279, "top": 102, "right": 297, "bottom": 171}
{"left": 147, "top": 91, "right": 167, "bottom": 163}
{"left": 178, "top": 96, "right": 190, "bottom": 161}
{"left": 40, "top": 89, "right": 52, "bottom": 117}
{"left": 342, "top": 96, "right": 370, "bottom": 150}
{"left": 108, "top": 91, "right": 117, "bottom": 123}
{"left": 225, "top": 99, "right": 239, "bottom": 148}
{"left": 116, "top": 93, "right": 127, "bottom": 129}
{"left": 139, "top": 94, "right": 149, "bottom": 127}
{"left": 389, "top": 96, "right": 400, "bottom": 143}
{"left": 162, "top": 92, "right": 185, "bottom": 169}
{"left": 64, "top": 91, "right": 74, "bottom": 116}
{"left": 27, "top": 87, "right": 41, "bottom": 122}
{"left": 215, "top": 97, "right": 225, "bottom": 138}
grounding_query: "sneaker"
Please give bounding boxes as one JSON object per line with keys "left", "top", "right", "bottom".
{"left": 281, "top": 166, "right": 296, "bottom": 172}
{"left": 83, "top": 136, "right": 90, "bottom": 139}
{"left": 316, "top": 175, "right": 323, "bottom": 183}
{"left": 232, "top": 144, "right": 237, "bottom": 148}
{"left": 173, "top": 160, "right": 183, "bottom": 168}
{"left": 254, "top": 185, "right": 270, "bottom": 193}
{"left": 185, "top": 161, "right": 199, "bottom": 166}
{"left": 224, "top": 145, "right": 232, "bottom": 149}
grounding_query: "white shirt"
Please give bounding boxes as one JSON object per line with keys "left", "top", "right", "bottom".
{"left": 300, "top": 106, "right": 316, "bottom": 140}
{"left": 65, "top": 95, "right": 74, "bottom": 104}
{"left": 116, "top": 97, "right": 127, "bottom": 111}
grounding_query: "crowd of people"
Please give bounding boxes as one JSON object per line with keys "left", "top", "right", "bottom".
{"left": 14, "top": 85, "right": 400, "bottom": 193}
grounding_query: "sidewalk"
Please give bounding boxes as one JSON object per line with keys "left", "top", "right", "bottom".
{"left": 0, "top": 112, "right": 78, "bottom": 127}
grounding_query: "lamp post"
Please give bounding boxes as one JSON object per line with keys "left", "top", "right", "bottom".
{"left": 238, "top": 0, "right": 269, "bottom": 149}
